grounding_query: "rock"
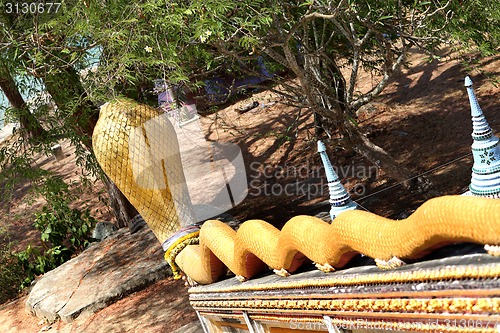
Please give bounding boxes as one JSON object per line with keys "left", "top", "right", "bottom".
{"left": 26, "top": 226, "right": 171, "bottom": 323}
{"left": 129, "top": 214, "right": 146, "bottom": 234}
{"left": 39, "top": 325, "right": 52, "bottom": 332}
{"left": 213, "top": 212, "right": 241, "bottom": 229}
{"left": 355, "top": 102, "right": 391, "bottom": 120}
{"left": 193, "top": 205, "right": 241, "bottom": 229}
{"left": 51, "top": 144, "right": 65, "bottom": 161}
{"left": 396, "top": 210, "right": 414, "bottom": 219}
{"left": 397, "top": 131, "right": 409, "bottom": 137}
{"left": 260, "top": 101, "right": 276, "bottom": 109}
{"left": 91, "top": 222, "right": 118, "bottom": 241}
{"left": 314, "top": 211, "right": 331, "bottom": 223}
{"left": 237, "top": 101, "right": 259, "bottom": 113}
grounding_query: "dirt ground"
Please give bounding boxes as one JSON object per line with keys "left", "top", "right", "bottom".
{"left": 0, "top": 49, "right": 499, "bottom": 332}
{"left": 0, "top": 278, "right": 196, "bottom": 333}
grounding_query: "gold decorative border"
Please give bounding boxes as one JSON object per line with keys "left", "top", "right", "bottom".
{"left": 189, "top": 263, "right": 500, "bottom": 294}
{"left": 191, "top": 297, "right": 500, "bottom": 314}
{"left": 248, "top": 314, "right": 500, "bottom": 333}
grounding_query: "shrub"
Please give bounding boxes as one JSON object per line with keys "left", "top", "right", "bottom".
{"left": 0, "top": 177, "right": 98, "bottom": 297}
{"left": 0, "top": 237, "right": 26, "bottom": 304}
{"left": 33, "top": 176, "right": 96, "bottom": 253}
{"left": 16, "top": 245, "right": 71, "bottom": 289}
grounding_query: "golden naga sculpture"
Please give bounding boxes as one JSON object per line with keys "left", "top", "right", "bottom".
{"left": 92, "top": 97, "right": 500, "bottom": 286}
{"left": 176, "top": 195, "right": 500, "bottom": 284}
{"left": 93, "top": 98, "right": 195, "bottom": 243}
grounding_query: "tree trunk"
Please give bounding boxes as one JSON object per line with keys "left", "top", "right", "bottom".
{"left": 103, "top": 176, "right": 140, "bottom": 229}
{"left": 0, "top": 65, "right": 46, "bottom": 138}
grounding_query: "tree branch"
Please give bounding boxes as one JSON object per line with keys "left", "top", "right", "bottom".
{"left": 351, "top": 44, "right": 408, "bottom": 111}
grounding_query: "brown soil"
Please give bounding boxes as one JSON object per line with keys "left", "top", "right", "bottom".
{"left": 0, "top": 49, "right": 499, "bottom": 332}
{"left": 0, "top": 278, "right": 195, "bottom": 333}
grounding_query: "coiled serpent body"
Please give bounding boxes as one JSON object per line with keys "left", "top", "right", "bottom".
{"left": 93, "top": 99, "right": 500, "bottom": 285}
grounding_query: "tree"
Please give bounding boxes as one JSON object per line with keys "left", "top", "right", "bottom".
{"left": 439, "top": 0, "right": 499, "bottom": 55}
{"left": 0, "top": 64, "right": 46, "bottom": 139}
{"left": 0, "top": 2, "right": 138, "bottom": 229}
{"left": 75, "top": 0, "right": 500, "bottom": 192}
{"left": 1, "top": 0, "right": 498, "bottom": 204}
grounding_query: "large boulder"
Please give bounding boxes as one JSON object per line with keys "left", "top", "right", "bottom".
{"left": 26, "top": 226, "right": 171, "bottom": 323}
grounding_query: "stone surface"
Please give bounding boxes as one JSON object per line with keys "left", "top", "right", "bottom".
{"left": 314, "top": 211, "right": 331, "bottom": 222}
{"left": 26, "top": 226, "right": 171, "bottom": 323}
{"left": 213, "top": 212, "right": 241, "bottom": 229}
{"left": 51, "top": 144, "right": 65, "bottom": 161}
{"left": 91, "top": 221, "right": 118, "bottom": 241}
{"left": 129, "top": 214, "right": 146, "bottom": 234}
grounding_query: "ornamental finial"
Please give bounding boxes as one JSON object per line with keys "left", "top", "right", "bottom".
{"left": 317, "top": 141, "right": 358, "bottom": 220}
{"left": 465, "top": 76, "right": 500, "bottom": 198}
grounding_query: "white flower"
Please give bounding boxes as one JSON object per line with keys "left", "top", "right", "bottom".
{"left": 200, "top": 30, "right": 212, "bottom": 43}
{"left": 144, "top": 46, "right": 153, "bottom": 53}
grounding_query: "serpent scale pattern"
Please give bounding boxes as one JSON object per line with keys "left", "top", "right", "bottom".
{"left": 92, "top": 98, "right": 193, "bottom": 244}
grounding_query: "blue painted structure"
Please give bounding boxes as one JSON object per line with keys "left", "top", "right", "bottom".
{"left": 465, "top": 76, "right": 500, "bottom": 198}
{"left": 317, "top": 140, "right": 358, "bottom": 220}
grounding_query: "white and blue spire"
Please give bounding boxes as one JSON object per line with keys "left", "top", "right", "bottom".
{"left": 465, "top": 76, "right": 500, "bottom": 198}
{"left": 317, "top": 141, "right": 358, "bottom": 220}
